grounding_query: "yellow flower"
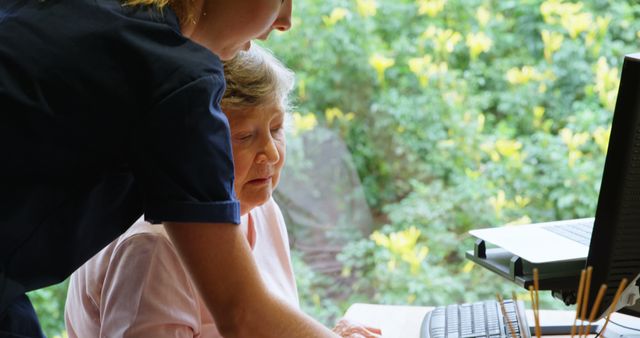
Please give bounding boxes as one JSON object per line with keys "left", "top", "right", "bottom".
{"left": 341, "top": 266, "right": 352, "bottom": 277}
{"left": 540, "top": 0, "right": 559, "bottom": 23}
{"left": 344, "top": 112, "right": 355, "bottom": 121}
{"left": 356, "top": 0, "right": 377, "bottom": 17}
{"left": 560, "top": 128, "right": 589, "bottom": 167}
{"left": 506, "top": 66, "right": 544, "bottom": 85}
{"left": 421, "top": 25, "right": 438, "bottom": 39}
{"left": 443, "top": 31, "right": 462, "bottom": 53}
{"left": 480, "top": 141, "right": 500, "bottom": 162}
{"left": 541, "top": 30, "right": 563, "bottom": 63}
{"left": 481, "top": 139, "right": 523, "bottom": 163}
{"left": 420, "top": 26, "right": 462, "bottom": 56}
{"left": 477, "top": 113, "right": 485, "bottom": 132}
{"left": 593, "top": 57, "right": 619, "bottom": 111}
{"left": 489, "top": 190, "right": 507, "bottom": 217}
{"left": 593, "top": 126, "right": 611, "bottom": 154}
{"left": 561, "top": 11, "right": 592, "bottom": 39}
{"left": 506, "top": 68, "right": 523, "bottom": 84}
{"left": 408, "top": 55, "right": 448, "bottom": 87}
{"left": 466, "top": 31, "right": 493, "bottom": 60}
{"left": 369, "top": 53, "right": 395, "bottom": 83}
{"left": 540, "top": 1, "right": 593, "bottom": 39}
{"left": 538, "top": 83, "right": 547, "bottom": 94}
{"left": 476, "top": 6, "right": 491, "bottom": 27}
{"left": 585, "top": 16, "right": 611, "bottom": 51}
{"left": 540, "top": 0, "right": 583, "bottom": 25}
{"left": 417, "top": 0, "right": 446, "bottom": 17}
{"left": 560, "top": 128, "right": 589, "bottom": 149}
{"left": 465, "top": 168, "right": 481, "bottom": 180}
{"left": 495, "top": 139, "right": 522, "bottom": 159}
{"left": 298, "top": 78, "right": 306, "bottom": 100}
{"left": 533, "top": 106, "right": 545, "bottom": 127}
{"left": 371, "top": 230, "right": 390, "bottom": 247}
{"left": 370, "top": 227, "right": 429, "bottom": 275}
{"left": 325, "top": 107, "right": 355, "bottom": 125}
{"left": 408, "top": 55, "right": 432, "bottom": 74}
{"left": 322, "top": 7, "right": 349, "bottom": 26}
{"left": 514, "top": 195, "right": 531, "bottom": 208}
{"left": 325, "top": 107, "right": 342, "bottom": 125}
{"left": 533, "top": 106, "right": 545, "bottom": 119}
{"left": 291, "top": 112, "right": 317, "bottom": 136}
{"left": 462, "top": 261, "right": 475, "bottom": 273}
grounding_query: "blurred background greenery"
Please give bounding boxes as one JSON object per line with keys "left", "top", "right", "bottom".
{"left": 30, "top": 0, "right": 640, "bottom": 336}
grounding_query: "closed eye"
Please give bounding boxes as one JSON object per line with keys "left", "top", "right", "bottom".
{"left": 235, "top": 133, "right": 253, "bottom": 142}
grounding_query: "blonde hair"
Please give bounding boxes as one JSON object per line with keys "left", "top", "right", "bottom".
{"left": 121, "top": 0, "right": 194, "bottom": 26}
{"left": 222, "top": 45, "right": 295, "bottom": 113}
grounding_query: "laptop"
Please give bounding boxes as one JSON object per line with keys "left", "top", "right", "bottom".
{"left": 469, "top": 53, "right": 640, "bottom": 266}
{"left": 469, "top": 217, "right": 593, "bottom": 264}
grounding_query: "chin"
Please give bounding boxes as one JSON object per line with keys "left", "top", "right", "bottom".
{"left": 217, "top": 51, "right": 236, "bottom": 61}
{"left": 245, "top": 196, "right": 270, "bottom": 209}
{"left": 219, "top": 43, "right": 250, "bottom": 61}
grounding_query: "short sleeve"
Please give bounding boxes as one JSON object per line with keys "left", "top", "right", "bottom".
{"left": 99, "top": 234, "right": 203, "bottom": 337}
{"left": 131, "top": 74, "right": 240, "bottom": 224}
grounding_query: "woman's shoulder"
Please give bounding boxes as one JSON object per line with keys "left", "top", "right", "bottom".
{"left": 112, "top": 218, "right": 174, "bottom": 255}
{"left": 80, "top": 0, "right": 223, "bottom": 96}
{"left": 66, "top": 220, "right": 176, "bottom": 308}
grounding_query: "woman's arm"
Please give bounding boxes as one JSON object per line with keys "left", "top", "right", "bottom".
{"left": 165, "top": 221, "right": 338, "bottom": 338}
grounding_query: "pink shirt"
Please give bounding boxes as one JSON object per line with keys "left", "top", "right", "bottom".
{"left": 65, "top": 198, "right": 299, "bottom": 338}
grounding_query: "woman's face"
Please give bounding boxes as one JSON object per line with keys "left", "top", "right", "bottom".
{"left": 225, "top": 102, "right": 286, "bottom": 215}
{"left": 191, "top": 0, "right": 292, "bottom": 60}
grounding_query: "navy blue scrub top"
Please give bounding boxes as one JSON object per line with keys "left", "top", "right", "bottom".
{"left": 0, "top": 0, "right": 240, "bottom": 311}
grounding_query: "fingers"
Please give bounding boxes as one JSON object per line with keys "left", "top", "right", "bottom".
{"left": 333, "top": 318, "right": 383, "bottom": 337}
{"left": 365, "top": 326, "right": 382, "bottom": 334}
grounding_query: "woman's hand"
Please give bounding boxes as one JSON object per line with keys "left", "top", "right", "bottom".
{"left": 332, "top": 318, "right": 383, "bottom": 338}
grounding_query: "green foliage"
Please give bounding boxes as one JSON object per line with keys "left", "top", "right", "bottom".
{"left": 28, "top": 280, "right": 68, "bottom": 337}
{"left": 264, "top": 0, "right": 640, "bottom": 325}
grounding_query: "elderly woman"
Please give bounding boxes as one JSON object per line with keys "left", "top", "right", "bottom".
{"left": 64, "top": 45, "right": 381, "bottom": 338}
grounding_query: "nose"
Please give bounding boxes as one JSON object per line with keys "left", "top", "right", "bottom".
{"left": 256, "top": 137, "right": 280, "bottom": 164}
{"left": 273, "top": 0, "right": 292, "bottom": 32}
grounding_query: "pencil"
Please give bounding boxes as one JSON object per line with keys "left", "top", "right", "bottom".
{"left": 599, "top": 278, "right": 629, "bottom": 336}
{"left": 584, "top": 284, "right": 607, "bottom": 338}
{"left": 512, "top": 291, "right": 526, "bottom": 337}
{"left": 497, "top": 293, "right": 518, "bottom": 338}
{"left": 533, "top": 268, "right": 541, "bottom": 338}
{"left": 579, "top": 266, "right": 593, "bottom": 337}
{"left": 529, "top": 285, "right": 541, "bottom": 338}
{"left": 571, "top": 269, "right": 587, "bottom": 338}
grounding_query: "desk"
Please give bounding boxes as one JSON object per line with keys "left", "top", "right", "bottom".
{"left": 344, "top": 303, "right": 640, "bottom": 338}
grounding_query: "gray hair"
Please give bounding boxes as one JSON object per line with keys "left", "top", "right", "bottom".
{"left": 222, "top": 44, "right": 295, "bottom": 113}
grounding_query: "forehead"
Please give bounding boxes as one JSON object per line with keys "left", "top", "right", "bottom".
{"left": 225, "top": 102, "right": 285, "bottom": 124}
